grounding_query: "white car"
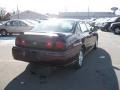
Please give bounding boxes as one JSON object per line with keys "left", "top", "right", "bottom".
{"left": 0, "top": 19, "right": 38, "bottom": 36}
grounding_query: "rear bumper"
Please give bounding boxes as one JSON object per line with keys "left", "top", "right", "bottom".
{"left": 12, "top": 46, "right": 75, "bottom": 66}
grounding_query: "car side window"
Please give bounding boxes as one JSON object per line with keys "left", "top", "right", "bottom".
{"left": 85, "top": 23, "right": 91, "bottom": 31}
{"left": 79, "top": 23, "right": 89, "bottom": 33}
{"left": 11, "top": 21, "right": 19, "bottom": 26}
{"left": 5, "top": 21, "right": 11, "bottom": 26}
{"left": 116, "top": 18, "right": 120, "bottom": 22}
{"left": 19, "top": 21, "right": 27, "bottom": 26}
{"left": 75, "top": 24, "right": 81, "bottom": 35}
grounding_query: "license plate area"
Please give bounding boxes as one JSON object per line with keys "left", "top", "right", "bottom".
{"left": 28, "top": 50, "right": 43, "bottom": 60}
{"left": 25, "top": 50, "right": 38, "bottom": 58}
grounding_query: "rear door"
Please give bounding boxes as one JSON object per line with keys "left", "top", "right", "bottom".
{"left": 79, "top": 22, "right": 92, "bottom": 51}
{"left": 73, "top": 22, "right": 82, "bottom": 47}
{"left": 18, "top": 21, "right": 32, "bottom": 32}
{"left": 68, "top": 23, "right": 82, "bottom": 56}
{"left": 4, "top": 21, "right": 17, "bottom": 32}
{"left": 85, "top": 23, "right": 97, "bottom": 47}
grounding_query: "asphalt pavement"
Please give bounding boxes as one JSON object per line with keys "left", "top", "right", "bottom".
{"left": 0, "top": 31, "right": 119, "bottom": 90}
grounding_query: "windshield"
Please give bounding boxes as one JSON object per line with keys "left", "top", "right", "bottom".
{"left": 108, "top": 17, "right": 118, "bottom": 22}
{"left": 31, "top": 20, "right": 75, "bottom": 33}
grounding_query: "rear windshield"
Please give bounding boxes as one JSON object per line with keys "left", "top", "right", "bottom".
{"left": 31, "top": 20, "right": 75, "bottom": 33}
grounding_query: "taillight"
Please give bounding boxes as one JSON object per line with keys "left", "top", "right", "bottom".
{"left": 15, "top": 37, "right": 21, "bottom": 45}
{"left": 15, "top": 37, "right": 26, "bottom": 46}
{"left": 45, "top": 38, "right": 65, "bottom": 49}
{"left": 55, "top": 41, "right": 65, "bottom": 49}
{"left": 45, "top": 39, "right": 53, "bottom": 49}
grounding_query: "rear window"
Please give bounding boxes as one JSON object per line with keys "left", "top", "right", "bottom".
{"left": 31, "top": 20, "right": 75, "bottom": 33}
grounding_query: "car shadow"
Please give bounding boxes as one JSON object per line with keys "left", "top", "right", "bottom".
{"left": 4, "top": 48, "right": 119, "bottom": 90}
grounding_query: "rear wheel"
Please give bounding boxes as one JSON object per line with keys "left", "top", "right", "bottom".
{"left": 73, "top": 50, "right": 84, "bottom": 69}
{"left": 0, "top": 30, "right": 7, "bottom": 36}
{"left": 20, "top": 32, "right": 24, "bottom": 35}
{"left": 29, "top": 62, "right": 39, "bottom": 75}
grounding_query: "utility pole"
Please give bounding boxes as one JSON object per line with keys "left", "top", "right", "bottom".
{"left": 88, "top": 5, "right": 90, "bottom": 19}
{"left": 17, "top": 4, "right": 19, "bottom": 19}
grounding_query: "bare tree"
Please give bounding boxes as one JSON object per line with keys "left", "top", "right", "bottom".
{"left": 111, "top": 7, "right": 118, "bottom": 14}
{"left": 3, "top": 13, "right": 11, "bottom": 20}
{"left": 0, "top": 7, "right": 6, "bottom": 20}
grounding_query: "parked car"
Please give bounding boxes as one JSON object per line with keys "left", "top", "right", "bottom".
{"left": 12, "top": 19, "right": 98, "bottom": 69}
{"left": 35, "top": 19, "right": 47, "bottom": 23}
{"left": 110, "top": 22, "right": 120, "bottom": 34}
{"left": 25, "top": 19, "right": 39, "bottom": 25}
{"left": 0, "top": 19, "right": 37, "bottom": 36}
{"left": 94, "top": 18, "right": 110, "bottom": 29}
{"left": 89, "top": 18, "right": 97, "bottom": 27}
{"left": 101, "top": 17, "right": 120, "bottom": 32}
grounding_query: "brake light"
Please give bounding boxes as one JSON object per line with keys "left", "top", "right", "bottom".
{"left": 55, "top": 41, "right": 65, "bottom": 49}
{"left": 15, "top": 37, "right": 26, "bottom": 46}
{"left": 45, "top": 39, "right": 53, "bottom": 49}
{"left": 15, "top": 37, "right": 21, "bottom": 45}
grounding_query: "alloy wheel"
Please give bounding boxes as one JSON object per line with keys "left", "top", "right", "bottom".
{"left": 78, "top": 50, "right": 84, "bottom": 66}
{"left": 114, "top": 28, "right": 120, "bottom": 34}
{"left": 1, "top": 30, "right": 7, "bottom": 36}
{"left": 73, "top": 50, "right": 84, "bottom": 69}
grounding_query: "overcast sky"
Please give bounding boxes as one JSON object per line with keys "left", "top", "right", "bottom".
{"left": 0, "top": 0, "right": 120, "bottom": 14}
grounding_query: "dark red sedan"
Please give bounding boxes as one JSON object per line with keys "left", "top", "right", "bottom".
{"left": 12, "top": 19, "right": 98, "bottom": 69}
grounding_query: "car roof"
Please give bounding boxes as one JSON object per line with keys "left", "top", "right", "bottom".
{"left": 5, "top": 19, "right": 36, "bottom": 26}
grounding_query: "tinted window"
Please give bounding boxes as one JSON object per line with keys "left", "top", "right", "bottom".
{"left": 116, "top": 18, "right": 120, "bottom": 22}
{"left": 5, "top": 21, "right": 11, "bottom": 26}
{"left": 19, "top": 21, "right": 27, "bottom": 26}
{"left": 32, "top": 20, "right": 75, "bottom": 33}
{"left": 11, "top": 21, "right": 19, "bottom": 26}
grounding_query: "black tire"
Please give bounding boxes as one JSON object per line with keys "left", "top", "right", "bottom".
{"left": 113, "top": 27, "right": 120, "bottom": 34}
{"left": 20, "top": 32, "right": 24, "bottom": 35}
{"left": 73, "top": 50, "right": 84, "bottom": 69}
{"left": 104, "top": 29, "right": 108, "bottom": 32}
{"left": 0, "top": 29, "right": 7, "bottom": 36}
{"left": 29, "top": 62, "right": 39, "bottom": 75}
{"left": 8, "top": 33, "right": 13, "bottom": 36}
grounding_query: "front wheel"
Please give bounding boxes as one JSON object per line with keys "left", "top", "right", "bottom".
{"left": 73, "top": 50, "right": 84, "bottom": 69}
{"left": 114, "top": 27, "right": 120, "bottom": 34}
{"left": 0, "top": 30, "right": 7, "bottom": 36}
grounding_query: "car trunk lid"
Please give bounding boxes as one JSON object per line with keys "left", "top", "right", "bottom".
{"left": 15, "top": 32, "right": 71, "bottom": 50}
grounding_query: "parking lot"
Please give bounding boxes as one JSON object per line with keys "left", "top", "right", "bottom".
{"left": 0, "top": 30, "right": 119, "bottom": 90}
{"left": 0, "top": 36, "right": 15, "bottom": 46}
